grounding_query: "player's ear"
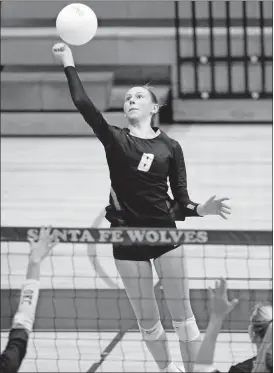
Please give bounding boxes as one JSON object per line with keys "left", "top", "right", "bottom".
{"left": 151, "top": 104, "right": 159, "bottom": 115}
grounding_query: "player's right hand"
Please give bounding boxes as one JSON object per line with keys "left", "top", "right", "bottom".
{"left": 28, "top": 226, "right": 59, "bottom": 263}
{"left": 208, "top": 278, "right": 238, "bottom": 321}
{"left": 52, "top": 42, "right": 73, "bottom": 64}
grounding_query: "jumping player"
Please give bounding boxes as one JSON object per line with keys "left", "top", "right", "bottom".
{"left": 53, "top": 42, "right": 231, "bottom": 372}
{"left": 0, "top": 227, "right": 57, "bottom": 373}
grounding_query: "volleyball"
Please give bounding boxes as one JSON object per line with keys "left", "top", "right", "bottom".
{"left": 56, "top": 3, "right": 98, "bottom": 46}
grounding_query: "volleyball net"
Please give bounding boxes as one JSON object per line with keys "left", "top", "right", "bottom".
{"left": 1, "top": 227, "right": 272, "bottom": 372}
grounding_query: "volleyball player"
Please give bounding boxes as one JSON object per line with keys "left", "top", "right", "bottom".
{"left": 0, "top": 227, "right": 57, "bottom": 373}
{"left": 251, "top": 320, "right": 272, "bottom": 373}
{"left": 194, "top": 278, "right": 272, "bottom": 373}
{"left": 237, "top": 302, "right": 272, "bottom": 373}
{"left": 53, "top": 42, "right": 231, "bottom": 372}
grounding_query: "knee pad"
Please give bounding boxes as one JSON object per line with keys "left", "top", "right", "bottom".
{"left": 138, "top": 320, "right": 164, "bottom": 341}
{"left": 172, "top": 316, "right": 200, "bottom": 342}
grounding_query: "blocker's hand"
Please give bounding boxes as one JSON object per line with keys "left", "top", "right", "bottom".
{"left": 28, "top": 226, "right": 59, "bottom": 263}
{"left": 208, "top": 278, "right": 238, "bottom": 321}
{"left": 199, "top": 195, "right": 231, "bottom": 219}
{"left": 52, "top": 42, "right": 74, "bottom": 65}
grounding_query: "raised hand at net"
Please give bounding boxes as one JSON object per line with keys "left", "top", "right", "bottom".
{"left": 28, "top": 226, "right": 59, "bottom": 263}
{"left": 208, "top": 278, "right": 238, "bottom": 321}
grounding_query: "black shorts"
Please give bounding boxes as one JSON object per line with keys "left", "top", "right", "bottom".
{"left": 113, "top": 243, "right": 176, "bottom": 261}
{"left": 112, "top": 218, "right": 177, "bottom": 261}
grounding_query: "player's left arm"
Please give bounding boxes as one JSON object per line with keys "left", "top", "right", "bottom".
{"left": 169, "top": 141, "right": 231, "bottom": 219}
{"left": 0, "top": 227, "right": 58, "bottom": 373}
{"left": 169, "top": 141, "right": 202, "bottom": 217}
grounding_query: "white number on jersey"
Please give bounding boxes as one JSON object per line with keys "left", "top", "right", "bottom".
{"left": 137, "top": 153, "right": 154, "bottom": 172}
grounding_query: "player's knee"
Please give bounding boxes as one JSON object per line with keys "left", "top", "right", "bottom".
{"left": 172, "top": 316, "right": 200, "bottom": 342}
{"left": 138, "top": 320, "right": 164, "bottom": 341}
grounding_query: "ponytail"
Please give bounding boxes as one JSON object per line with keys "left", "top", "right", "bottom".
{"left": 143, "top": 83, "right": 159, "bottom": 128}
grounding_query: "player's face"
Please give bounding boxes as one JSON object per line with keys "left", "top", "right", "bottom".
{"left": 124, "top": 87, "right": 155, "bottom": 122}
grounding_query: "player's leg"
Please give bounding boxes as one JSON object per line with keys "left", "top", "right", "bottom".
{"left": 154, "top": 245, "right": 201, "bottom": 372}
{"left": 115, "top": 258, "right": 179, "bottom": 372}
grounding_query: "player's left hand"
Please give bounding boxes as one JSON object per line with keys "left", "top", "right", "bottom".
{"left": 201, "top": 195, "right": 231, "bottom": 219}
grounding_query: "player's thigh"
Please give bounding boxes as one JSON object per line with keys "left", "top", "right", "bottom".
{"left": 115, "top": 259, "right": 160, "bottom": 327}
{"left": 153, "top": 245, "right": 193, "bottom": 320}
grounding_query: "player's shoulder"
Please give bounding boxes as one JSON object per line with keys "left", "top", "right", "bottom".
{"left": 105, "top": 125, "right": 128, "bottom": 146}
{"left": 108, "top": 125, "right": 129, "bottom": 136}
{"left": 159, "top": 129, "right": 181, "bottom": 150}
{"left": 108, "top": 125, "right": 124, "bottom": 133}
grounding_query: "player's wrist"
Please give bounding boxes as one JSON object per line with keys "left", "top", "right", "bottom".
{"left": 29, "top": 253, "right": 43, "bottom": 264}
{"left": 12, "top": 279, "right": 40, "bottom": 333}
{"left": 63, "top": 54, "right": 75, "bottom": 68}
{"left": 197, "top": 204, "right": 206, "bottom": 216}
{"left": 208, "top": 314, "right": 225, "bottom": 327}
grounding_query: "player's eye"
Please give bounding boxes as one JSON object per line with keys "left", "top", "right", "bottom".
{"left": 137, "top": 95, "right": 143, "bottom": 99}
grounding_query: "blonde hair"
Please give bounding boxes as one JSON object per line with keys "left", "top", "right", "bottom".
{"left": 252, "top": 321, "right": 272, "bottom": 372}
{"left": 250, "top": 302, "right": 272, "bottom": 340}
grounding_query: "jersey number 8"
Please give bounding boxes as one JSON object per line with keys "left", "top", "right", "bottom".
{"left": 137, "top": 153, "right": 155, "bottom": 172}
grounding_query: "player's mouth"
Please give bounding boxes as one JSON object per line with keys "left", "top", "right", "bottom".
{"left": 129, "top": 108, "right": 139, "bottom": 112}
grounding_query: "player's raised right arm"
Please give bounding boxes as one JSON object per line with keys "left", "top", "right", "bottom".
{"left": 52, "top": 43, "right": 111, "bottom": 146}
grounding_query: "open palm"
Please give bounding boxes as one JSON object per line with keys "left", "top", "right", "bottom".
{"left": 208, "top": 278, "right": 238, "bottom": 320}
{"left": 203, "top": 195, "right": 231, "bottom": 219}
{"left": 29, "top": 226, "right": 59, "bottom": 263}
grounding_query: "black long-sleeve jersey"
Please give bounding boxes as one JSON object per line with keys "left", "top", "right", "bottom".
{"left": 0, "top": 329, "right": 28, "bottom": 373}
{"left": 64, "top": 67, "right": 200, "bottom": 225}
{"left": 228, "top": 357, "right": 256, "bottom": 372}
{"left": 194, "top": 357, "right": 256, "bottom": 373}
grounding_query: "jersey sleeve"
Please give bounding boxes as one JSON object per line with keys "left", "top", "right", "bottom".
{"left": 64, "top": 66, "right": 112, "bottom": 147}
{"left": 0, "top": 329, "right": 28, "bottom": 373}
{"left": 169, "top": 141, "right": 200, "bottom": 217}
